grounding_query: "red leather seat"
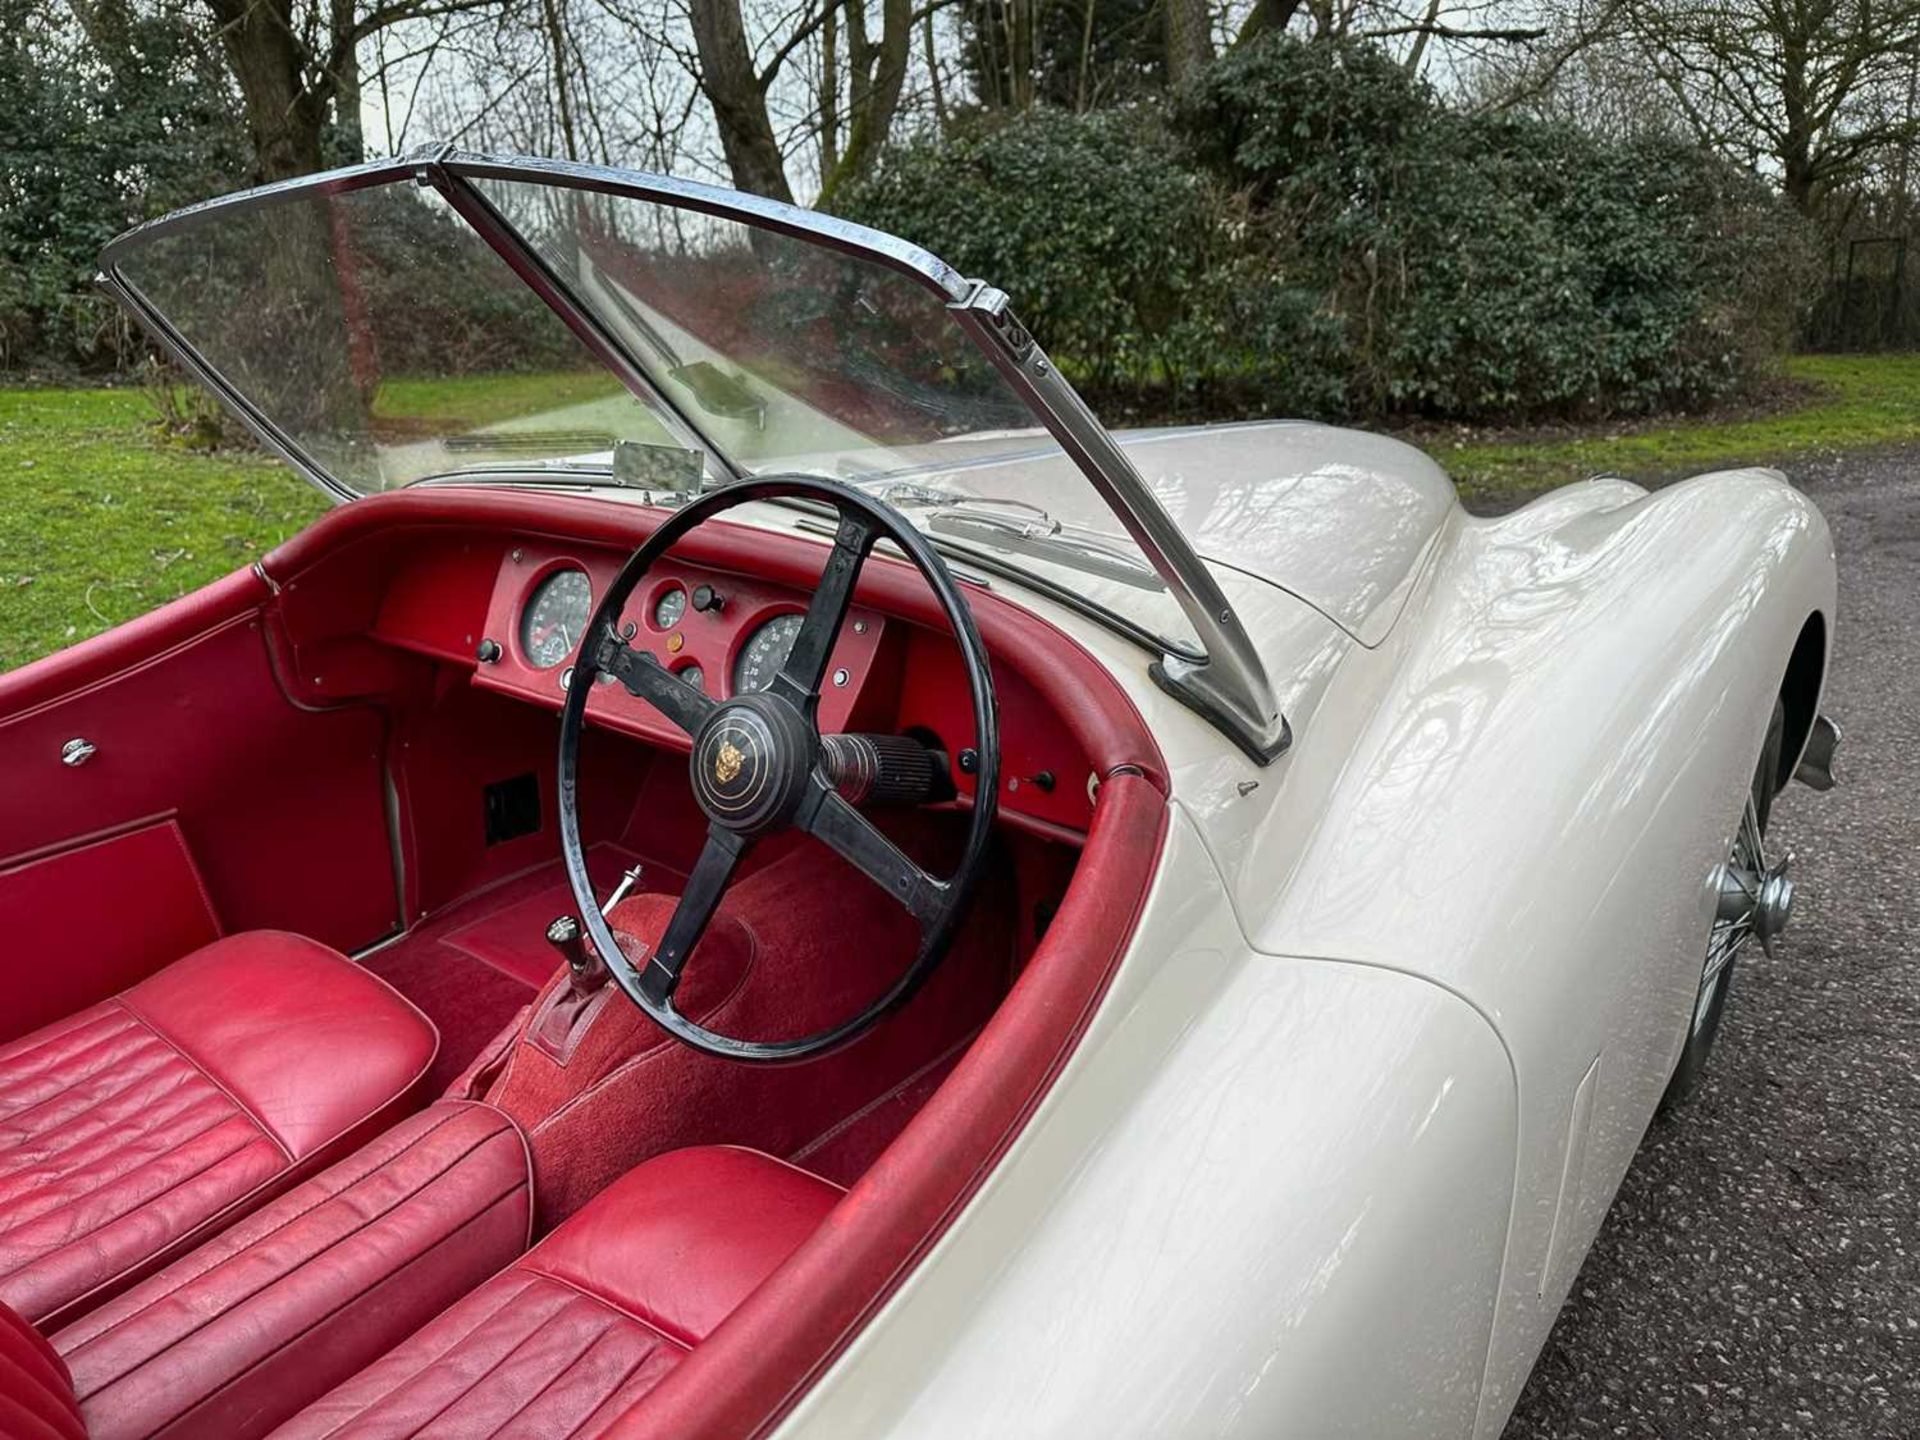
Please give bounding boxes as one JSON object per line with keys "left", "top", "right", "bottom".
{"left": 269, "top": 1146, "right": 841, "bottom": 1438}
{"left": 0, "top": 1299, "right": 82, "bottom": 1440}
{"left": 0, "top": 932, "right": 437, "bottom": 1331}
{"left": 54, "top": 1102, "right": 530, "bottom": 1440}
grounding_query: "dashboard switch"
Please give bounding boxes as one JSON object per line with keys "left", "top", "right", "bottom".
{"left": 691, "top": 583, "right": 725, "bottom": 614}
{"left": 476, "top": 638, "right": 502, "bottom": 664}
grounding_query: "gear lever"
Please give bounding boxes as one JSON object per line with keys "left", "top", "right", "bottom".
{"left": 545, "top": 914, "right": 608, "bottom": 999}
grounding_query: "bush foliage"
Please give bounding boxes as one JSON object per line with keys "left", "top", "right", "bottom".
{"left": 0, "top": 0, "right": 249, "bottom": 377}
{"left": 842, "top": 36, "right": 1814, "bottom": 423}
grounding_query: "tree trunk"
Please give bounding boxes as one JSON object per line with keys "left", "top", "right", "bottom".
{"left": 689, "top": 0, "right": 796, "bottom": 202}
{"left": 1233, "top": 0, "right": 1300, "bottom": 48}
{"left": 818, "top": 0, "right": 910, "bottom": 206}
{"left": 204, "top": 0, "right": 326, "bottom": 180}
{"left": 540, "top": 0, "right": 580, "bottom": 158}
{"left": 1164, "top": 0, "right": 1212, "bottom": 86}
{"left": 821, "top": 2, "right": 841, "bottom": 175}
{"left": 330, "top": 0, "right": 363, "bottom": 160}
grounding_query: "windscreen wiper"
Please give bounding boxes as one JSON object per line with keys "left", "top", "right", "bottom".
{"left": 926, "top": 504, "right": 1164, "bottom": 591}
{"left": 405, "top": 465, "right": 634, "bottom": 490}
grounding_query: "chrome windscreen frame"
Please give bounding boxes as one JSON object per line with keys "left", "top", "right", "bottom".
{"left": 96, "top": 146, "right": 1290, "bottom": 762}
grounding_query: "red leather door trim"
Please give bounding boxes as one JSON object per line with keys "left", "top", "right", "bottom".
{"left": 0, "top": 607, "right": 397, "bottom": 954}
{"left": 0, "top": 819, "right": 221, "bottom": 1045}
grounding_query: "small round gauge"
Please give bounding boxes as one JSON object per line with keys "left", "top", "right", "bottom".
{"left": 652, "top": 585, "right": 687, "bottom": 630}
{"left": 732, "top": 612, "right": 806, "bottom": 694}
{"left": 520, "top": 568, "right": 592, "bottom": 669}
{"left": 677, "top": 663, "right": 706, "bottom": 694}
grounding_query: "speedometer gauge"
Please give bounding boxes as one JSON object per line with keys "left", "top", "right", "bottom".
{"left": 732, "top": 613, "right": 805, "bottom": 693}
{"left": 520, "top": 569, "right": 592, "bottom": 669}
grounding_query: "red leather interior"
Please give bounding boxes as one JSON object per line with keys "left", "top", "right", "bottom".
{"left": 0, "top": 819, "right": 221, "bottom": 1047}
{"left": 0, "top": 481, "right": 1168, "bottom": 1437}
{"left": 54, "top": 1101, "right": 530, "bottom": 1440}
{"left": 259, "top": 489, "right": 1168, "bottom": 793}
{"left": 0, "top": 933, "right": 437, "bottom": 1331}
{"left": 0, "top": 600, "right": 399, "bottom": 964}
{"left": 484, "top": 825, "right": 1015, "bottom": 1231}
{"left": 0, "top": 1301, "right": 82, "bottom": 1440}
{"left": 269, "top": 1146, "right": 839, "bottom": 1439}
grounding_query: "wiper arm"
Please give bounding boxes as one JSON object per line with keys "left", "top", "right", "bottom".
{"left": 405, "top": 466, "right": 634, "bottom": 490}
{"left": 868, "top": 484, "right": 1053, "bottom": 524}
{"left": 927, "top": 508, "right": 1164, "bottom": 591}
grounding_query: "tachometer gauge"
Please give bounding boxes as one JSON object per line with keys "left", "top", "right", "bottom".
{"left": 678, "top": 663, "right": 705, "bottom": 693}
{"left": 653, "top": 585, "right": 687, "bottom": 629}
{"left": 732, "top": 613, "right": 805, "bottom": 693}
{"left": 520, "top": 569, "right": 592, "bottom": 669}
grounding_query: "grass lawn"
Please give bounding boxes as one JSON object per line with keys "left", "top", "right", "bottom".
{"left": 373, "top": 370, "right": 625, "bottom": 430}
{"left": 0, "top": 388, "right": 326, "bottom": 672}
{"left": 4, "top": 354, "right": 1918, "bottom": 675}
{"left": 1438, "top": 354, "right": 1920, "bottom": 496}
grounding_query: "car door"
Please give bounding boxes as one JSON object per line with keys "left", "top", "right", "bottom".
{"left": 0, "top": 562, "right": 398, "bottom": 1043}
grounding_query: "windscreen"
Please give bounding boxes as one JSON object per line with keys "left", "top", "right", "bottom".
{"left": 110, "top": 182, "right": 690, "bottom": 491}
{"left": 109, "top": 165, "right": 1200, "bottom": 652}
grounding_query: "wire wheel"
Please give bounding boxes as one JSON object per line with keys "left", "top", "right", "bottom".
{"left": 1665, "top": 699, "right": 1791, "bottom": 1108}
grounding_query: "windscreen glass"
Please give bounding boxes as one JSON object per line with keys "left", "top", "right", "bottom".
{"left": 109, "top": 167, "right": 1198, "bottom": 651}
{"left": 111, "top": 183, "right": 688, "bottom": 491}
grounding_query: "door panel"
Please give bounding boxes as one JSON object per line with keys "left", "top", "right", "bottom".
{"left": 0, "top": 601, "right": 399, "bottom": 1008}
{"left": 0, "top": 819, "right": 222, "bottom": 1044}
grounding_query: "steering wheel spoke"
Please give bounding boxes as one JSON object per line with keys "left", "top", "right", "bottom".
{"left": 770, "top": 510, "right": 876, "bottom": 712}
{"left": 799, "top": 774, "right": 949, "bottom": 928}
{"left": 599, "top": 628, "right": 716, "bottom": 735}
{"left": 637, "top": 826, "right": 748, "bottom": 1006}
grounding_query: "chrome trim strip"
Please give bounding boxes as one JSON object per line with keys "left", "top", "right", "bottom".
{"left": 950, "top": 284, "right": 1286, "bottom": 759}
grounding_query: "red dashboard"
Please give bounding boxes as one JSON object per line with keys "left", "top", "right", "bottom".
{"left": 472, "top": 541, "right": 892, "bottom": 741}
{"left": 363, "top": 529, "right": 1100, "bottom": 838}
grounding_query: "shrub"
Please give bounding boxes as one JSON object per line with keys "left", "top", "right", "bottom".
{"left": 1183, "top": 36, "right": 1815, "bottom": 420}
{"left": 845, "top": 38, "right": 1814, "bottom": 425}
{"left": 835, "top": 108, "right": 1217, "bottom": 393}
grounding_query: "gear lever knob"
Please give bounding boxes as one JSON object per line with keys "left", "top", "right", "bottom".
{"left": 546, "top": 915, "right": 608, "bottom": 995}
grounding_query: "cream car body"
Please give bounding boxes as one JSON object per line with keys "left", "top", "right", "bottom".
{"left": 769, "top": 433, "right": 1834, "bottom": 1439}
{"left": 100, "top": 152, "right": 1837, "bottom": 1438}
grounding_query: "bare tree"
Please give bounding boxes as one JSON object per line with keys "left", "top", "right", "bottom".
{"left": 1230, "top": 0, "right": 1546, "bottom": 71}
{"left": 1618, "top": 0, "right": 1920, "bottom": 214}
{"left": 187, "top": 0, "right": 503, "bottom": 178}
{"left": 816, "top": 0, "right": 910, "bottom": 201}
{"left": 689, "top": 0, "right": 798, "bottom": 197}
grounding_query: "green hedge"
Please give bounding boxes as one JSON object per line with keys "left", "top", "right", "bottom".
{"left": 841, "top": 36, "right": 1814, "bottom": 424}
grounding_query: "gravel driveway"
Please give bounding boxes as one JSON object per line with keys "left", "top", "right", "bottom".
{"left": 1498, "top": 448, "right": 1920, "bottom": 1437}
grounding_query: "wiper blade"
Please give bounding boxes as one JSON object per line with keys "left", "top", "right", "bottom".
{"left": 927, "top": 508, "right": 1163, "bottom": 590}
{"left": 868, "top": 484, "right": 1053, "bottom": 524}
{"left": 405, "top": 466, "right": 633, "bottom": 490}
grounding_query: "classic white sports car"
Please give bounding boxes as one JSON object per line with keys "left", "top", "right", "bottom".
{"left": 0, "top": 150, "right": 1837, "bottom": 1439}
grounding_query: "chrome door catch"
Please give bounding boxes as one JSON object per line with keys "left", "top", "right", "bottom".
{"left": 60, "top": 738, "right": 96, "bottom": 767}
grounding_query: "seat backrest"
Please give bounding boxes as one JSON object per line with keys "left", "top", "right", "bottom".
{"left": 0, "top": 1300, "right": 83, "bottom": 1440}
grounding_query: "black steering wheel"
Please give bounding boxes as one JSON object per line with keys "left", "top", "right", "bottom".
{"left": 557, "top": 475, "right": 1000, "bottom": 1063}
